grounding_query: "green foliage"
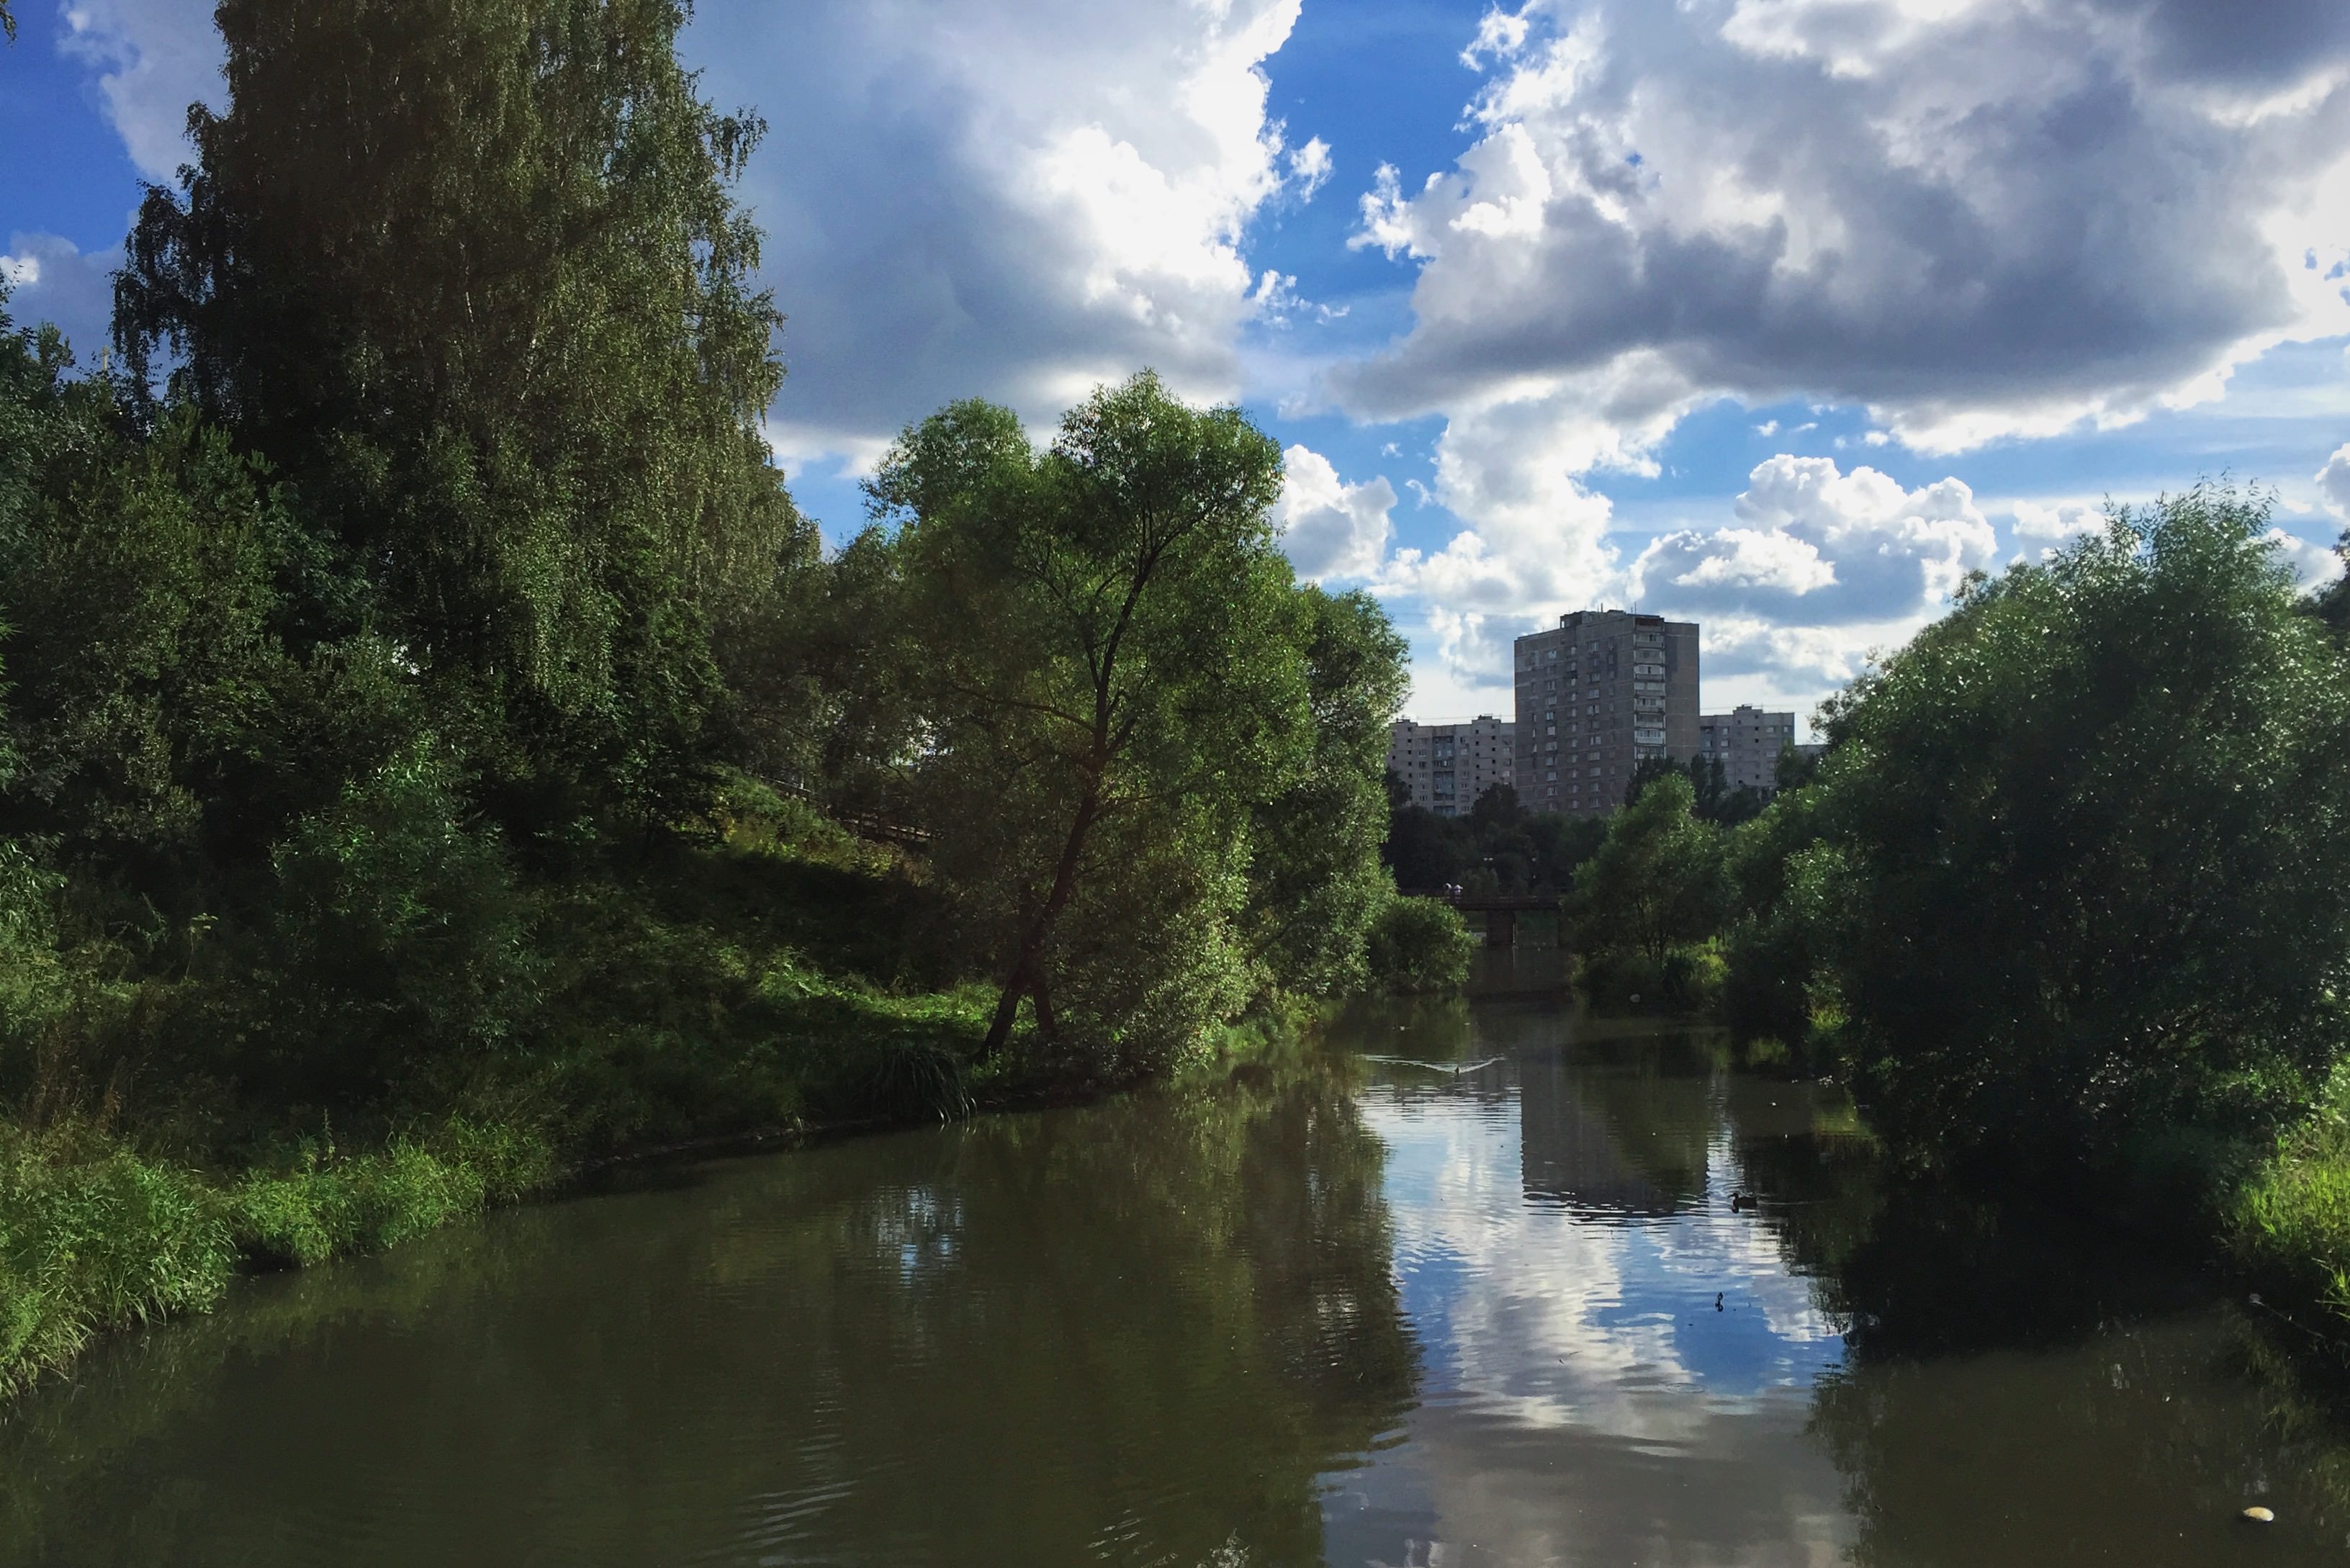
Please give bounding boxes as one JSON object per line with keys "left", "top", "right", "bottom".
{"left": 244, "top": 739, "right": 540, "bottom": 1107}
{"left": 1382, "top": 794, "right": 1605, "bottom": 895}
{"left": 2229, "top": 1065, "right": 2350, "bottom": 1325}
{"left": 870, "top": 374, "right": 1400, "bottom": 1068}
{"left": 1721, "top": 788, "right": 1841, "bottom": 1053}
{"left": 1570, "top": 772, "right": 1729, "bottom": 971}
{"left": 115, "top": 0, "right": 814, "bottom": 829}
{"left": 228, "top": 1120, "right": 554, "bottom": 1268}
{"left": 1628, "top": 752, "right": 1767, "bottom": 825}
{"left": 1364, "top": 895, "right": 1475, "bottom": 995}
{"left": 1242, "top": 589, "right": 1409, "bottom": 996}
{"left": 0, "top": 1132, "right": 237, "bottom": 1398}
{"left": 1797, "top": 487, "right": 2350, "bottom": 1183}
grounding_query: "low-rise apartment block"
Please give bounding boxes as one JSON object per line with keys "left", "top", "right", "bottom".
{"left": 1697, "top": 706, "right": 1799, "bottom": 793}
{"left": 1387, "top": 716, "right": 1515, "bottom": 816}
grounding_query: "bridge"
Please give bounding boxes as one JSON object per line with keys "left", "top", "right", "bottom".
{"left": 1405, "top": 890, "right": 1562, "bottom": 947}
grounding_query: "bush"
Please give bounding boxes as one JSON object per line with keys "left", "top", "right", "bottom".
{"left": 1575, "top": 944, "right": 1723, "bottom": 1013}
{"left": 248, "top": 739, "right": 541, "bottom": 1107}
{"left": 2229, "top": 1069, "right": 2350, "bottom": 1324}
{"left": 1364, "top": 896, "right": 1475, "bottom": 995}
{"left": 1804, "top": 487, "right": 2350, "bottom": 1182}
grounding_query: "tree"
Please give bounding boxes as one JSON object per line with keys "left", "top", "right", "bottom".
{"left": 114, "top": 0, "right": 812, "bottom": 829}
{"left": 1469, "top": 782, "right": 1523, "bottom": 831}
{"left": 872, "top": 375, "right": 1320, "bottom": 1065}
{"left": 1241, "top": 588, "right": 1409, "bottom": 995}
{"left": 1624, "top": 755, "right": 1679, "bottom": 806}
{"left": 1806, "top": 486, "right": 2350, "bottom": 1181}
{"left": 1570, "top": 772, "right": 1727, "bottom": 970}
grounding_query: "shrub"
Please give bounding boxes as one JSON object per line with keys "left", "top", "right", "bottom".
{"left": 1364, "top": 896, "right": 1475, "bottom": 995}
{"left": 249, "top": 739, "right": 541, "bottom": 1107}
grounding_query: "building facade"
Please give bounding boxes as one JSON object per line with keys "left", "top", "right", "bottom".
{"left": 1387, "top": 716, "right": 1515, "bottom": 816}
{"left": 1513, "top": 610, "right": 1700, "bottom": 816}
{"left": 1697, "top": 706, "right": 1798, "bottom": 793}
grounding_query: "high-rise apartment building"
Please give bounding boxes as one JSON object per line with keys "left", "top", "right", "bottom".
{"left": 1697, "top": 706, "right": 1798, "bottom": 793}
{"left": 1387, "top": 716, "right": 1515, "bottom": 816}
{"left": 1513, "top": 610, "right": 1699, "bottom": 815}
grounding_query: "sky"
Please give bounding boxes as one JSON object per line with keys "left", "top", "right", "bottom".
{"left": 8, "top": 0, "right": 2350, "bottom": 730}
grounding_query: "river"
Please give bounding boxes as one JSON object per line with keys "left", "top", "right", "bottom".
{"left": 4, "top": 947, "right": 2347, "bottom": 1565}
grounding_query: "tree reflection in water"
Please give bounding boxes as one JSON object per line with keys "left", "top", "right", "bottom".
{"left": 0, "top": 1045, "right": 1416, "bottom": 1568}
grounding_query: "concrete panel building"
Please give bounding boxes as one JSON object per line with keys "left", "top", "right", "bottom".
{"left": 1513, "top": 610, "right": 1699, "bottom": 816}
{"left": 1387, "top": 716, "right": 1515, "bottom": 817}
{"left": 1697, "top": 706, "right": 1798, "bottom": 794}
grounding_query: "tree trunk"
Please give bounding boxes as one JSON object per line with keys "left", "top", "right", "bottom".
{"left": 979, "top": 789, "right": 1100, "bottom": 1058}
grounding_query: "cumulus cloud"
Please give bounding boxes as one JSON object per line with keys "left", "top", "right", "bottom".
{"left": 1342, "top": 0, "right": 2350, "bottom": 445}
{"left": 53, "top": 0, "right": 1323, "bottom": 469}
{"left": 1632, "top": 456, "right": 1994, "bottom": 624}
{"left": 1, "top": 234, "right": 119, "bottom": 361}
{"left": 1616, "top": 457, "right": 1994, "bottom": 713}
{"left": 2009, "top": 498, "right": 2109, "bottom": 546}
{"left": 1332, "top": 0, "right": 2350, "bottom": 660}
{"left": 2266, "top": 526, "right": 2346, "bottom": 590}
{"left": 2318, "top": 441, "right": 2350, "bottom": 521}
{"left": 55, "top": 0, "right": 225, "bottom": 181}
{"left": 1274, "top": 444, "right": 1394, "bottom": 581}
{"left": 681, "top": 0, "right": 1319, "bottom": 464}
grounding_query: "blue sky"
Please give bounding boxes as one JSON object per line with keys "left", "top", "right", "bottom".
{"left": 9, "top": 0, "right": 2350, "bottom": 729}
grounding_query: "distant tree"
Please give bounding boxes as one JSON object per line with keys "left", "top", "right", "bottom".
{"left": 1570, "top": 772, "right": 1728, "bottom": 969}
{"left": 1525, "top": 812, "right": 1607, "bottom": 891}
{"left": 1382, "top": 804, "right": 1472, "bottom": 893}
{"left": 1469, "top": 781, "right": 1523, "bottom": 831}
{"left": 1624, "top": 756, "right": 1679, "bottom": 806}
{"left": 114, "top": 0, "right": 813, "bottom": 829}
{"left": 1364, "top": 896, "right": 1475, "bottom": 994}
{"left": 1775, "top": 742, "right": 1822, "bottom": 793}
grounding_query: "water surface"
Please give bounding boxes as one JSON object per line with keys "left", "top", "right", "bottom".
{"left": 6, "top": 950, "right": 2347, "bottom": 1565}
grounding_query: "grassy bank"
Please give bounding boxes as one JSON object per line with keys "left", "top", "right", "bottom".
{"left": 0, "top": 791, "right": 1377, "bottom": 1405}
{"left": 2228, "top": 1071, "right": 2350, "bottom": 1351}
{"left": 0, "top": 801, "right": 1022, "bottom": 1402}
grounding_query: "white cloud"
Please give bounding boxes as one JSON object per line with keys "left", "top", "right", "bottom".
{"left": 2318, "top": 441, "right": 2350, "bottom": 521}
{"left": 1331, "top": 0, "right": 2350, "bottom": 647}
{"left": 1, "top": 233, "right": 118, "bottom": 361}
{"left": 2008, "top": 498, "right": 2107, "bottom": 545}
{"left": 1632, "top": 455, "right": 1995, "bottom": 624}
{"left": 1287, "top": 135, "right": 1333, "bottom": 202}
{"left": 1274, "top": 444, "right": 1394, "bottom": 582}
{"left": 58, "top": 0, "right": 1320, "bottom": 471}
{"left": 683, "top": 0, "right": 1315, "bottom": 467}
{"left": 56, "top": 0, "right": 225, "bottom": 181}
{"left": 2266, "top": 526, "right": 2346, "bottom": 589}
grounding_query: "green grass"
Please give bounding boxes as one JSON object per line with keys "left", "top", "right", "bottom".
{"left": 0, "top": 1131, "right": 238, "bottom": 1399}
{"left": 2228, "top": 1080, "right": 2350, "bottom": 1330}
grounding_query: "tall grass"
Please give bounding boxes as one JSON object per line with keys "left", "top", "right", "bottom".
{"left": 2228, "top": 1071, "right": 2350, "bottom": 1329}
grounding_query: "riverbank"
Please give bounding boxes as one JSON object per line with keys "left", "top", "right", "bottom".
{"left": 0, "top": 797, "right": 1315, "bottom": 1407}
